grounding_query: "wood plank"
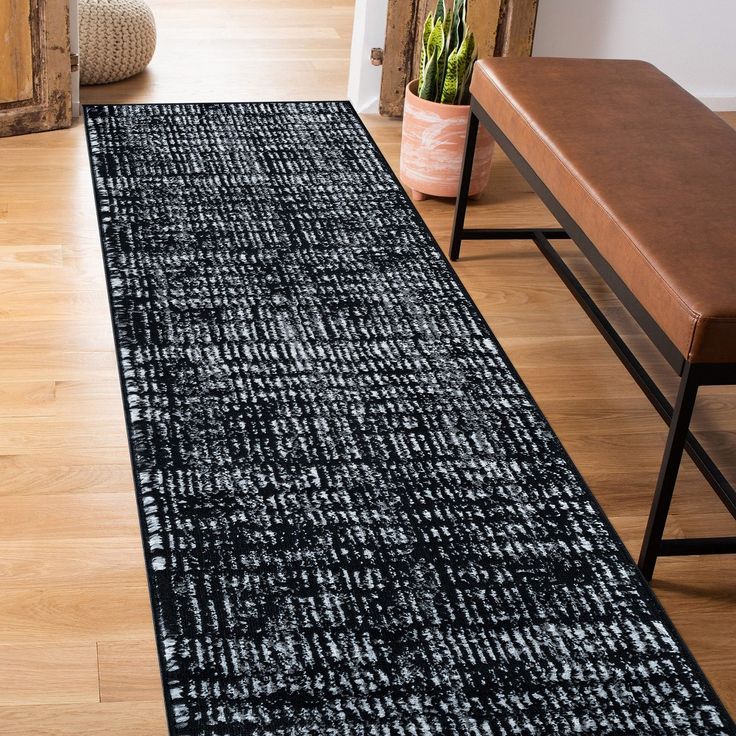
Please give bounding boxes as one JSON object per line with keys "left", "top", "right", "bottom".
{"left": 0, "top": 643, "right": 99, "bottom": 706}
{"left": 0, "top": 461, "right": 133, "bottom": 497}
{"left": 0, "top": 0, "right": 34, "bottom": 104}
{"left": 0, "top": 417, "right": 129, "bottom": 454}
{"left": 0, "top": 586, "right": 156, "bottom": 644}
{"left": 0, "top": 352, "right": 118, "bottom": 383}
{"left": 0, "top": 380, "right": 56, "bottom": 417}
{"left": 0, "top": 244, "right": 63, "bottom": 270}
{"left": 0, "top": 493, "right": 140, "bottom": 540}
{"left": 97, "top": 640, "right": 163, "bottom": 703}
{"left": 0, "top": 289, "right": 110, "bottom": 321}
{"left": 0, "top": 539, "right": 146, "bottom": 589}
{"left": 0, "top": 701, "right": 168, "bottom": 735}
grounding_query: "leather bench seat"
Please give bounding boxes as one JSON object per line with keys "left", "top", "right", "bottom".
{"left": 470, "top": 58, "right": 736, "bottom": 364}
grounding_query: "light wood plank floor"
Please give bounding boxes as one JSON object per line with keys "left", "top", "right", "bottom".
{"left": 0, "top": 1, "right": 734, "bottom": 732}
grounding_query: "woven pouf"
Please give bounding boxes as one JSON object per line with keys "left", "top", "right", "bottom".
{"left": 80, "top": 0, "right": 156, "bottom": 85}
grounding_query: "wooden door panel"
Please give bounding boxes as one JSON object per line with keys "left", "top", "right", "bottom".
{"left": 0, "top": 0, "right": 72, "bottom": 137}
{"left": 0, "top": 0, "right": 35, "bottom": 104}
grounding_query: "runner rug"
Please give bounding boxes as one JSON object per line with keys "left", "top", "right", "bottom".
{"left": 85, "top": 102, "right": 735, "bottom": 736}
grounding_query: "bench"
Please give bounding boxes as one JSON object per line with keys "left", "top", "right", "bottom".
{"left": 450, "top": 58, "right": 736, "bottom": 580}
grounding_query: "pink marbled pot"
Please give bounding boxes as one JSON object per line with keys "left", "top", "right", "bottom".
{"left": 399, "top": 80, "right": 494, "bottom": 201}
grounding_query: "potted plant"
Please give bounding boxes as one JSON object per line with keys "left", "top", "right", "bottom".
{"left": 399, "top": 0, "right": 494, "bottom": 201}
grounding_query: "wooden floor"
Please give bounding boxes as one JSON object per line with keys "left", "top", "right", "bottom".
{"left": 0, "top": 1, "right": 734, "bottom": 732}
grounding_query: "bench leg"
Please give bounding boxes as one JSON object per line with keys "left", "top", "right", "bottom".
{"left": 638, "top": 363, "right": 700, "bottom": 580}
{"left": 449, "top": 110, "right": 479, "bottom": 262}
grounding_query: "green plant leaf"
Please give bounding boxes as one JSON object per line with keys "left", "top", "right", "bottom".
{"left": 423, "top": 18, "right": 445, "bottom": 101}
{"left": 423, "top": 12, "right": 434, "bottom": 48}
{"left": 459, "top": 58, "right": 477, "bottom": 103}
{"left": 434, "top": 0, "right": 445, "bottom": 24}
{"left": 447, "top": 12, "right": 459, "bottom": 54}
{"left": 457, "top": 34, "right": 477, "bottom": 105}
{"left": 418, "top": 0, "right": 474, "bottom": 105}
{"left": 442, "top": 12, "right": 453, "bottom": 51}
{"left": 418, "top": 13, "right": 434, "bottom": 91}
{"left": 450, "top": 0, "right": 466, "bottom": 51}
{"left": 455, "top": 31, "right": 475, "bottom": 84}
{"left": 426, "top": 17, "right": 445, "bottom": 62}
{"left": 437, "top": 11, "right": 454, "bottom": 95}
{"left": 441, "top": 48, "right": 460, "bottom": 104}
{"left": 419, "top": 46, "right": 438, "bottom": 101}
{"left": 460, "top": 2, "right": 468, "bottom": 35}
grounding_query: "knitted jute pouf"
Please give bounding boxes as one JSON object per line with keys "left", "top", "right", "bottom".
{"left": 80, "top": 0, "right": 156, "bottom": 85}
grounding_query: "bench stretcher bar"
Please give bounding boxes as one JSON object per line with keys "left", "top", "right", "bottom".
{"left": 450, "top": 98, "right": 736, "bottom": 580}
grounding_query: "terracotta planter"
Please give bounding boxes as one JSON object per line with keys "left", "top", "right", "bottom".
{"left": 400, "top": 80, "right": 494, "bottom": 201}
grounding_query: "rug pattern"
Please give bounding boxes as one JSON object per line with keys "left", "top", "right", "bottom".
{"left": 85, "top": 102, "right": 734, "bottom": 736}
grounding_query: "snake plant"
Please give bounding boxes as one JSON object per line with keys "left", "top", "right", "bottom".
{"left": 418, "top": 0, "right": 477, "bottom": 105}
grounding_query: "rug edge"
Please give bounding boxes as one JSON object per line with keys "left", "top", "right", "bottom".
{"left": 83, "top": 105, "right": 179, "bottom": 736}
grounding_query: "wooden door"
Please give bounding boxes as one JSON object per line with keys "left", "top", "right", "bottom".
{"left": 380, "top": 0, "right": 539, "bottom": 117}
{"left": 0, "top": 0, "right": 72, "bottom": 137}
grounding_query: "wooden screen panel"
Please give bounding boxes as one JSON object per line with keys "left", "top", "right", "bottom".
{"left": 380, "top": 0, "right": 538, "bottom": 118}
{"left": 0, "top": 0, "right": 72, "bottom": 137}
{"left": 379, "top": 1, "right": 422, "bottom": 118}
{"left": 495, "top": 0, "right": 539, "bottom": 56}
{"left": 0, "top": 0, "right": 35, "bottom": 104}
{"left": 471, "top": 0, "right": 504, "bottom": 60}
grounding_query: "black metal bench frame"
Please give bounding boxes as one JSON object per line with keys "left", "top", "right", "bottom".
{"left": 450, "top": 98, "right": 736, "bottom": 580}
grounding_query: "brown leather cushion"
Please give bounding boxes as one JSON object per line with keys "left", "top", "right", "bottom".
{"left": 471, "top": 58, "right": 736, "bottom": 364}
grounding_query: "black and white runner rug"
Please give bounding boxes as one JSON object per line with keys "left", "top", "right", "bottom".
{"left": 85, "top": 102, "right": 734, "bottom": 736}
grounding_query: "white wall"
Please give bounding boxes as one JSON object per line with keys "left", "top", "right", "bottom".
{"left": 348, "top": 0, "right": 389, "bottom": 114}
{"left": 534, "top": 0, "right": 736, "bottom": 110}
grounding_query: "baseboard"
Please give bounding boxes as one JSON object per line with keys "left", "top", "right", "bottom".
{"left": 352, "top": 95, "right": 379, "bottom": 115}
